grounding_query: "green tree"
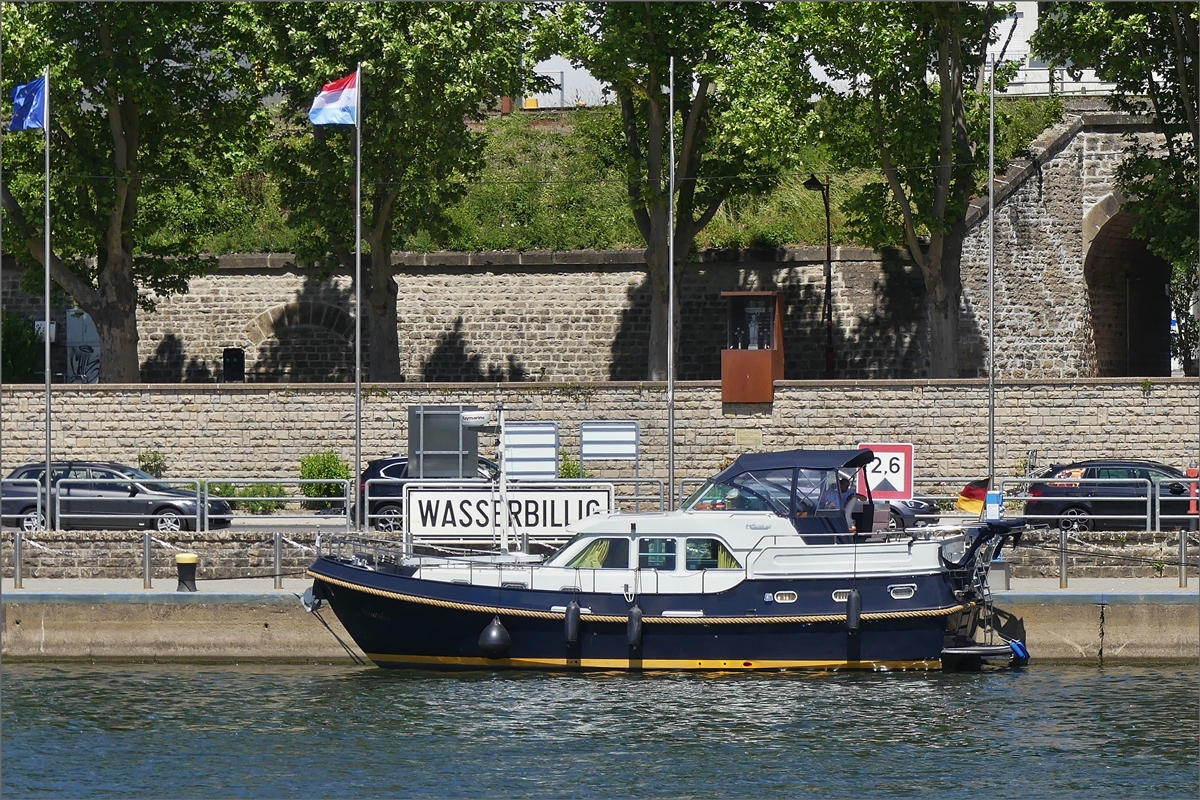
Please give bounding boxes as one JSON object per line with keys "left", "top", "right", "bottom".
{"left": 251, "top": 3, "right": 542, "bottom": 382}
{"left": 535, "top": 2, "right": 813, "bottom": 380}
{"left": 0, "top": 2, "right": 263, "bottom": 381}
{"left": 777, "top": 2, "right": 1011, "bottom": 377}
{"left": 1, "top": 309, "right": 41, "bottom": 382}
{"left": 1033, "top": 3, "right": 1198, "bottom": 375}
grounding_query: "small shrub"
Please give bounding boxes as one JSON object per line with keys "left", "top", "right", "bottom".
{"left": 207, "top": 481, "right": 286, "bottom": 514}
{"left": 1, "top": 310, "right": 41, "bottom": 382}
{"left": 299, "top": 449, "right": 351, "bottom": 509}
{"left": 138, "top": 449, "right": 167, "bottom": 478}
{"left": 558, "top": 450, "right": 588, "bottom": 479}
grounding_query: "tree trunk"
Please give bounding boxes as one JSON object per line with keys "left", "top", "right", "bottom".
{"left": 83, "top": 257, "right": 142, "bottom": 383}
{"left": 364, "top": 239, "right": 403, "bottom": 383}
{"left": 923, "top": 223, "right": 966, "bottom": 378}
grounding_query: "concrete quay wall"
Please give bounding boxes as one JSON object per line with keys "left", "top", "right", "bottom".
{"left": 1, "top": 594, "right": 1193, "bottom": 664}
{"left": 1, "top": 379, "right": 1196, "bottom": 483}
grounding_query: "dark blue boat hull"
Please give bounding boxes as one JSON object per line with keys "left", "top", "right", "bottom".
{"left": 309, "top": 557, "right": 973, "bottom": 671}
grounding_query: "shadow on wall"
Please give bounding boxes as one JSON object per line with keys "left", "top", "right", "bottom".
{"left": 420, "top": 317, "right": 529, "bottom": 382}
{"left": 250, "top": 275, "right": 357, "bottom": 382}
{"left": 608, "top": 251, "right": 929, "bottom": 381}
{"left": 141, "top": 334, "right": 214, "bottom": 382}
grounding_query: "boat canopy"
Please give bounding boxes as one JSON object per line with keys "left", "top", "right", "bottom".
{"left": 708, "top": 449, "right": 874, "bottom": 485}
{"left": 689, "top": 449, "right": 877, "bottom": 541}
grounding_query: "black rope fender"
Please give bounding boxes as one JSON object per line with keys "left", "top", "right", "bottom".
{"left": 307, "top": 571, "right": 970, "bottom": 625}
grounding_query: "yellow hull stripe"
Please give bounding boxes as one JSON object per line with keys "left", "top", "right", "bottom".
{"left": 365, "top": 653, "right": 943, "bottom": 671}
{"left": 309, "top": 570, "right": 970, "bottom": 624}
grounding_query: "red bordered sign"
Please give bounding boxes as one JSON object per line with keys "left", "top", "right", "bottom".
{"left": 857, "top": 443, "right": 914, "bottom": 501}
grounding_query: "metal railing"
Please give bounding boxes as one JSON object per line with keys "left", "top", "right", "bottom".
{"left": 1, "top": 479, "right": 45, "bottom": 535}
{"left": 202, "top": 478, "right": 352, "bottom": 533}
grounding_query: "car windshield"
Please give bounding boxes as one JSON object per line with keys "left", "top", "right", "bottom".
{"left": 114, "top": 466, "right": 175, "bottom": 493}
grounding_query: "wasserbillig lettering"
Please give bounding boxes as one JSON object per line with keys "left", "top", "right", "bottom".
{"left": 416, "top": 497, "right": 604, "bottom": 530}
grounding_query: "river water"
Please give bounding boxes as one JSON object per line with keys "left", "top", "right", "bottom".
{"left": 1, "top": 663, "right": 1197, "bottom": 799}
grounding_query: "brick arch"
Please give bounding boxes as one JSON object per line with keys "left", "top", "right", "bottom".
{"left": 242, "top": 301, "right": 356, "bottom": 382}
{"left": 243, "top": 301, "right": 353, "bottom": 346}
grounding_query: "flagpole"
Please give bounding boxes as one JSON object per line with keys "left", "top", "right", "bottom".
{"left": 667, "top": 56, "right": 675, "bottom": 510}
{"left": 42, "top": 64, "right": 50, "bottom": 523}
{"left": 353, "top": 63, "right": 362, "bottom": 531}
{"left": 987, "top": 53, "right": 996, "bottom": 479}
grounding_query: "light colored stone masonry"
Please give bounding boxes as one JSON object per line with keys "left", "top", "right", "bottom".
{"left": 0, "top": 112, "right": 1167, "bottom": 384}
{"left": 1, "top": 380, "right": 1195, "bottom": 482}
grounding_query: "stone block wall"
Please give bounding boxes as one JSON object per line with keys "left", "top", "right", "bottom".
{"left": 3, "top": 527, "right": 1194, "bottom": 581}
{"left": 0, "top": 379, "right": 1194, "bottom": 484}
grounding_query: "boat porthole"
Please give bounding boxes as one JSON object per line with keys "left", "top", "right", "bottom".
{"left": 772, "top": 591, "right": 797, "bottom": 603}
{"left": 888, "top": 584, "right": 917, "bottom": 600}
{"left": 832, "top": 589, "right": 851, "bottom": 602}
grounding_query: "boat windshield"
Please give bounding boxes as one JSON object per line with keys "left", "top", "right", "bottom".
{"left": 683, "top": 468, "right": 794, "bottom": 516}
{"left": 683, "top": 467, "right": 848, "bottom": 519}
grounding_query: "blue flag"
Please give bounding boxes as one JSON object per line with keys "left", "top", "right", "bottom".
{"left": 10, "top": 75, "right": 47, "bottom": 131}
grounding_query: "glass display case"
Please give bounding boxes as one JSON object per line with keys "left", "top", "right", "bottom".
{"left": 720, "top": 291, "right": 784, "bottom": 403}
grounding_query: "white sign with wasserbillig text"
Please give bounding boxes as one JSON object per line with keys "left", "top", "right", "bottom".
{"left": 404, "top": 485, "right": 613, "bottom": 541}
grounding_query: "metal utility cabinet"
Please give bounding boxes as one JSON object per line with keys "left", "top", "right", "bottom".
{"left": 720, "top": 291, "right": 784, "bottom": 403}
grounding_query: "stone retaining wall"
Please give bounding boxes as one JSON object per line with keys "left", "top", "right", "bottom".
{"left": 3, "top": 528, "right": 1195, "bottom": 581}
{"left": 0, "top": 379, "right": 1194, "bottom": 481}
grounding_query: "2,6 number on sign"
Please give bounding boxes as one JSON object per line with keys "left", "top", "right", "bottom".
{"left": 856, "top": 443, "right": 914, "bottom": 501}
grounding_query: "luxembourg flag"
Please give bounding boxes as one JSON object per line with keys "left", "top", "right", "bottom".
{"left": 308, "top": 71, "right": 358, "bottom": 125}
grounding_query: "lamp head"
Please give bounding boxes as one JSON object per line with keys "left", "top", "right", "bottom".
{"left": 803, "top": 174, "right": 825, "bottom": 193}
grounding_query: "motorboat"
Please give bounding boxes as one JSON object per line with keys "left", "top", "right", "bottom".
{"left": 304, "top": 448, "right": 1028, "bottom": 671}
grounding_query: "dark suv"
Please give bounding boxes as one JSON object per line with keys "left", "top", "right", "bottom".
{"left": 356, "top": 456, "right": 500, "bottom": 532}
{"left": 1, "top": 461, "right": 232, "bottom": 532}
{"left": 1023, "top": 459, "right": 1196, "bottom": 532}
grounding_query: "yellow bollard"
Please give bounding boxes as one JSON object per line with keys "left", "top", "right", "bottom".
{"left": 176, "top": 552, "right": 199, "bottom": 592}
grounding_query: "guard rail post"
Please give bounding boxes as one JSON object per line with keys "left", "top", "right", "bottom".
{"left": 1058, "top": 527, "right": 1068, "bottom": 589}
{"left": 13, "top": 531, "right": 23, "bottom": 589}
{"left": 274, "top": 532, "right": 283, "bottom": 590}
{"left": 143, "top": 532, "right": 152, "bottom": 590}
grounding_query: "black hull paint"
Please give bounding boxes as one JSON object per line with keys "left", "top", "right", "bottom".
{"left": 309, "top": 557, "right": 974, "bottom": 671}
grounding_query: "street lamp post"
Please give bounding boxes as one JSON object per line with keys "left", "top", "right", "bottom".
{"left": 805, "top": 174, "right": 834, "bottom": 378}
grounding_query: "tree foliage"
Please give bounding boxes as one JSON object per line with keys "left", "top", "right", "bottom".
{"left": 0, "top": 2, "right": 263, "bottom": 381}
{"left": 1033, "top": 3, "right": 1199, "bottom": 375}
{"left": 1, "top": 309, "right": 41, "bottom": 382}
{"left": 776, "top": 1, "right": 1012, "bottom": 377}
{"left": 535, "top": 2, "right": 814, "bottom": 380}
{"left": 251, "top": 2, "right": 542, "bottom": 382}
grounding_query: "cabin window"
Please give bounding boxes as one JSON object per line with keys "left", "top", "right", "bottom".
{"left": 685, "top": 538, "right": 741, "bottom": 570}
{"left": 567, "top": 538, "right": 630, "bottom": 569}
{"left": 638, "top": 538, "right": 677, "bottom": 570}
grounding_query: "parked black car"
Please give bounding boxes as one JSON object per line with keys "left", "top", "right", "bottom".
{"left": 887, "top": 496, "right": 940, "bottom": 530}
{"left": 356, "top": 455, "right": 500, "bottom": 532}
{"left": 0, "top": 462, "right": 232, "bottom": 532}
{"left": 1023, "top": 459, "right": 1196, "bottom": 532}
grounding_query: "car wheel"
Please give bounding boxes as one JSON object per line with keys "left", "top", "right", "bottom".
{"left": 888, "top": 511, "right": 906, "bottom": 531}
{"left": 1057, "top": 506, "right": 1091, "bottom": 533}
{"left": 154, "top": 508, "right": 188, "bottom": 533}
{"left": 373, "top": 504, "right": 403, "bottom": 533}
{"left": 19, "top": 507, "right": 46, "bottom": 532}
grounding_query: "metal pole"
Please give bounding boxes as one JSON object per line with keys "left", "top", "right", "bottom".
{"left": 1180, "top": 528, "right": 1188, "bottom": 588}
{"left": 988, "top": 53, "right": 996, "bottom": 478}
{"left": 13, "top": 531, "right": 22, "bottom": 590}
{"left": 274, "top": 531, "right": 282, "bottom": 590}
{"left": 667, "top": 56, "right": 676, "bottom": 509}
{"left": 1058, "top": 527, "right": 1068, "bottom": 589}
{"left": 353, "top": 64, "right": 362, "bottom": 531}
{"left": 143, "top": 531, "right": 152, "bottom": 590}
{"left": 43, "top": 65, "right": 51, "bottom": 503}
{"left": 823, "top": 178, "right": 833, "bottom": 378}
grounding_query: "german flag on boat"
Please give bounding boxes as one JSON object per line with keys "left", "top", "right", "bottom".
{"left": 956, "top": 477, "right": 990, "bottom": 516}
